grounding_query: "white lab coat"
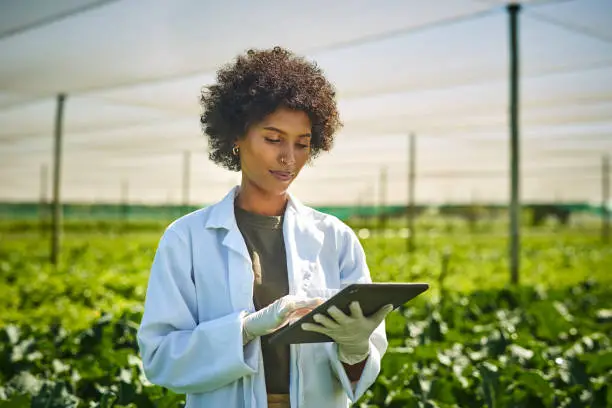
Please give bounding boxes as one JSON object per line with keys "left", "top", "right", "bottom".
{"left": 137, "top": 186, "right": 387, "bottom": 408}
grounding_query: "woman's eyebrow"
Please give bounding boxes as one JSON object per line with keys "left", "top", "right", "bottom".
{"left": 262, "top": 126, "right": 286, "bottom": 135}
{"left": 262, "top": 126, "right": 311, "bottom": 138}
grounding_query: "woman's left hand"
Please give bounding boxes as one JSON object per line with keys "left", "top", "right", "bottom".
{"left": 301, "top": 302, "right": 393, "bottom": 365}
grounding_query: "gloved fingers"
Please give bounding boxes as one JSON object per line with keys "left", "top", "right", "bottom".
{"left": 369, "top": 304, "right": 394, "bottom": 324}
{"left": 297, "top": 297, "right": 325, "bottom": 309}
{"left": 301, "top": 322, "right": 331, "bottom": 334}
{"left": 289, "top": 307, "right": 315, "bottom": 319}
{"left": 348, "top": 301, "right": 364, "bottom": 319}
{"left": 287, "top": 297, "right": 324, "bottom": 311}
{"left": 326, "top": 306, "right": 352, "bottom": 325}
{"left": 284, "top": 308, "right": 311, "bottom": 325}
{"left": 312, "top": 313, "right": 340, "bottom": 329}
{"left": 338, "top": 344, "right": 371, "bottom": 365}
{"left": 279, "top": 296, "right": 322, "bottom": 316}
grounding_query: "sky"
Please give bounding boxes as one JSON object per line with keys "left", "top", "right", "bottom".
{"left": 0, "top": 0, "right": 611, "bottom": 205}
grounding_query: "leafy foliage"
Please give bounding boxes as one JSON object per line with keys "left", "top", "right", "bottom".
{"left": 358, "top": 282, "right": 612, "bottom": 408}
{"left": 0, "top": 222, "right": 610, "bottom": 407}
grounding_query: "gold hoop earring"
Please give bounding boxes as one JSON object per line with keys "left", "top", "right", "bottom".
{"left": 232, "top": 145, "right": 239, "bottom": 156}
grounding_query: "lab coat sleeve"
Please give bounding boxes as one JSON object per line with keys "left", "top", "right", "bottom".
{"left": 325, "top": 223, "right": 388, "bottom": 402}
{"left": 137, "top": 227, "right": 259, "bottom": 395}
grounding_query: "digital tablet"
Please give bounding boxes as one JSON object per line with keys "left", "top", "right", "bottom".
{"left": 267, "top": 282, "right": 429, "bottom": 345}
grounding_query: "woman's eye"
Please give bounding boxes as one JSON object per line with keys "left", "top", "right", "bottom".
{"left": 265, "top": 137, "right": 280, "bottom": 143}
{"left": 298, "top": 144, "right": 310, "bottom": 150}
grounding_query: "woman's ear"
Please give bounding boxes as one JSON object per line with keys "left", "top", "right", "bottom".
{"left": 232, "top": 134, "right": 244, "bottom": 153}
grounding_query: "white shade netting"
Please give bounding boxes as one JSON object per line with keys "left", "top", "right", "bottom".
{"left": 1, "top": 0, "right": 610, "bottom": 205}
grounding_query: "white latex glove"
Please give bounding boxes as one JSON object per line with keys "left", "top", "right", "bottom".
{"left": 301, "top": 301, "right": 394, "bottom": 365}
{"left": 242, "top": 295, "right": 323, "bottom": 345}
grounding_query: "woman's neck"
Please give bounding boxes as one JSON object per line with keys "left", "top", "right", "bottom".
{"left": 236, "top": 181, "right": 288, "bottom": 216}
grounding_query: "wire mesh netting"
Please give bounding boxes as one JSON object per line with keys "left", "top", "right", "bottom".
{"left": 1, "top": 0, "right": 611, "bottom": 207}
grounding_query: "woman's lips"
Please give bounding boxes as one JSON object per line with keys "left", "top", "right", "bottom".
{"left": 270, "top": 170, "right": 293, "bottom": 181}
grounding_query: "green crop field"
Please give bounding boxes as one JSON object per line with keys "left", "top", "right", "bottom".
{"left": 0, "top": 217, "right": 611, "bottom": 407}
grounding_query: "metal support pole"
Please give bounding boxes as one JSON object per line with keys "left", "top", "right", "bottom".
{"left": 40, "top": 163, "right": 48, "bottom": 235}
{"left": 603, "top": 154, "right": 610, "bottom": 244}
{"left": 508, "top": 3, "right": 521, "bottom": 285}
{"left": 51, "top": 94, "right": 66, "bottom": 266}
{"left": 407, "top": 133, "right": 416, "bottom": 253}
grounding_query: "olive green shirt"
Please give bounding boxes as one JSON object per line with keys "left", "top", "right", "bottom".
{"left": 234, "top": 204, "right": 290, "bottom": 394}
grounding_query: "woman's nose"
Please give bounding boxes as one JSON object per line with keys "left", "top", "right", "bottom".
{"left": 279, "top": 146, "right": 296, "bottom": 166}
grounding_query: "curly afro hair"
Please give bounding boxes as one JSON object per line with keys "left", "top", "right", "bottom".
{"left": 200, "top": 46, "right": 342, "bottom": 171}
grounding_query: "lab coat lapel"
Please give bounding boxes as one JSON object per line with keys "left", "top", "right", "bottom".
{"left": 205, "top": 186, "right": 254, "bottom": 311}
{"left": 284, "top": 193, "right": 324, "bottom": 296}
{"left": 223, "top": 227, "right": 254, "bottom": 311}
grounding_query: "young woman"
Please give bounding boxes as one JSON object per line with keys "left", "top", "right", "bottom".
{"left": 137, "top": 47, "right": 393, "bottom": 408}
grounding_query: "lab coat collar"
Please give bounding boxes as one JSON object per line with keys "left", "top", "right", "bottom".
{"left": 204, "top": 186, "right": 324, "bottom": 269}
{"left": 204, "top": 185, "right": 310, "bottom": 231}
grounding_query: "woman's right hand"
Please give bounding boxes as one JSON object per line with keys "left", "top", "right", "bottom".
{"left": 242, "top": 295, "right": 323, "bottom": 344}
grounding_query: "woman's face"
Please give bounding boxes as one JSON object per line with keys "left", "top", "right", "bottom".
{"left": 237, "top": 106, "right": 312, "bottom": 196}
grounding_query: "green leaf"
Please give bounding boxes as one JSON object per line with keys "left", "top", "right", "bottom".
{"left": 99, "top": 392, "right": 117, "bottom": 408}
{"left": 527, "top": 301, "right": 572, "bottom": 341}
{"left": 0, "top": 394, "right": 32, "bottom": 408}
{"left": 478, "top": 362, "right": 500, "bottom": 408}
{"left": 384, "top": 388, "right": 420, "bottom": 408}
{"left": 580, "top": 350, "right": 612, "bottom": 375}
{"left": 518, "top": 369, "right": 554, "bottom": 405}
{"left": 429, "top": 378, "right": 455, "bottom": 404}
